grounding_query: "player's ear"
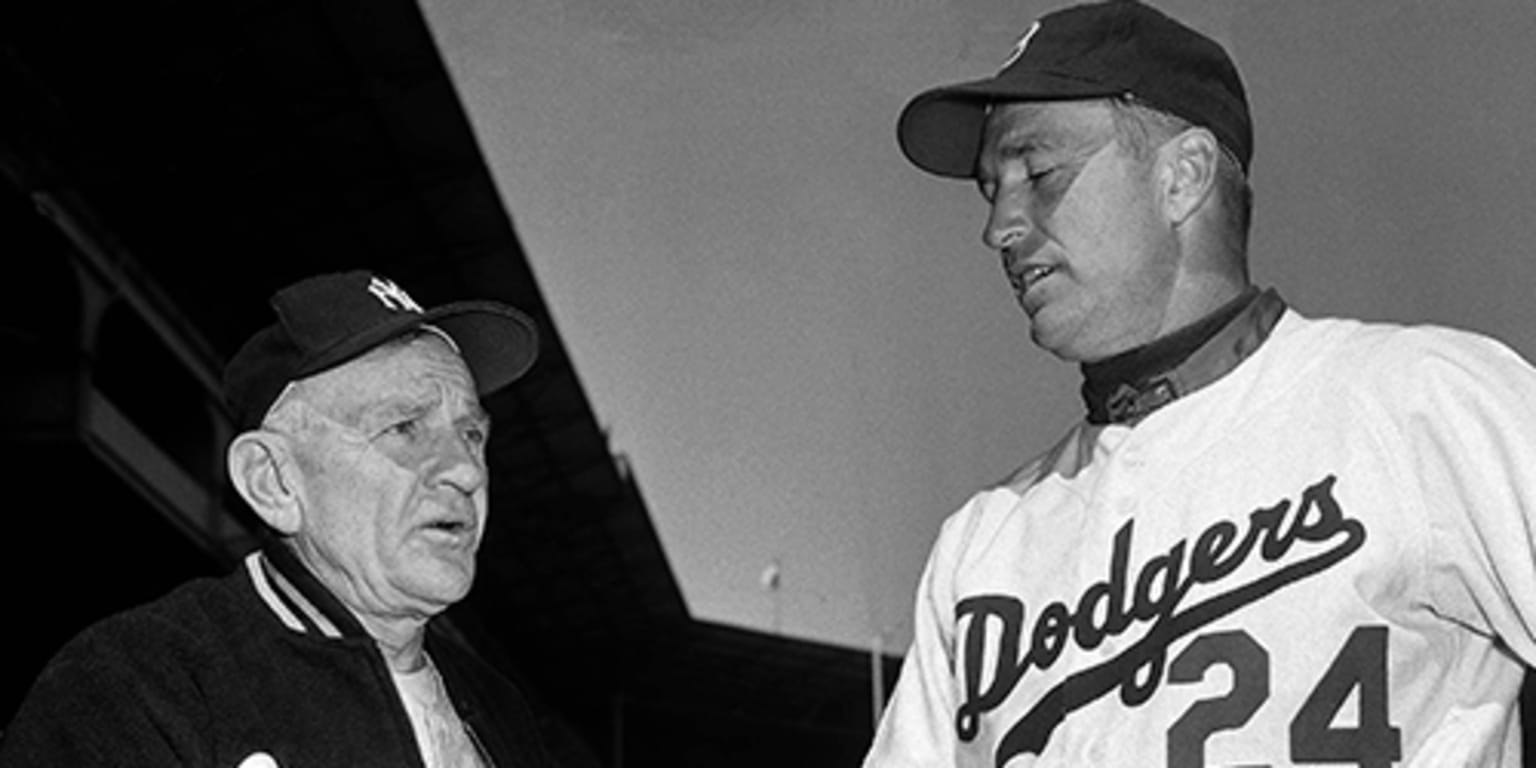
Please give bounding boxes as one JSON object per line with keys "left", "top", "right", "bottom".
{"left": 1158, "top": 126, "right": 1219, "bottom": 226}
{"left": 228, "top": 430, "right": 304, "bottom": 535}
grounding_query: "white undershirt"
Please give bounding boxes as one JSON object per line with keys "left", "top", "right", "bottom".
{"left": 391, "top": 656, "right": 487, "bottom": 768}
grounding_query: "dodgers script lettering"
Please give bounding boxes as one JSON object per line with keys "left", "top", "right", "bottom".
{"left": 953, "top": 475, "right": 1364, "bottom": 767}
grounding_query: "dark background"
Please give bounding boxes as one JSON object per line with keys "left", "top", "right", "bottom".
{"left": 0, "top": 1, "right": 895, "bottom": 765}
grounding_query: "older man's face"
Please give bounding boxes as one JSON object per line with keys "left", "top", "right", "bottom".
{"left": 281, "top": 333, "right": 490, "bottom": 622}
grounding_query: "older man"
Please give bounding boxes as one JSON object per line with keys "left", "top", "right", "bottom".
{"left": 1, "top": 271, "right": 555, "bottom": 767}
{"left": 868, "top": 2, "right": 1536, "bottom": 767}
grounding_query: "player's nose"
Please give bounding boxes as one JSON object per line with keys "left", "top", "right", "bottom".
{"left": 428, "top": 427, "right": 487, "bottom": 497}
{"left": 983, "top": 185, "right": 1034, "bottom": 252}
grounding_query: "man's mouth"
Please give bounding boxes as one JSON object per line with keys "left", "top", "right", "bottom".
{"left": 419, "top": 518, "right": 476, "bottom": 543}
{"left": 1010, "top": 264, "right": 1056, "bottom": 295}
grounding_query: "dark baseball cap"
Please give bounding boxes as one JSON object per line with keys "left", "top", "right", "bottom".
{"left": 223, "top": 270, "right": 540, "bottom": 429}
{"left": 897, "top": 0, "right": 1251, "bottom": 178}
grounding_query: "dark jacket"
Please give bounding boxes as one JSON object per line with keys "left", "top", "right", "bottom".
{"left": 0, "top": 542, "right": 557, "bottom": 768}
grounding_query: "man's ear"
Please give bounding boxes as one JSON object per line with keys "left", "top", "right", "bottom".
{"left": 1158, "top": 127, "right": 1220, "bottom": 227}
{"left": 228, "top": 431, "right": 303, "bottom": 535}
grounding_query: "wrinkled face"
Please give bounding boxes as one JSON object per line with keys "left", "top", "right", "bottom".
{"left": 279, "top": 333, "right": 490, "bottom": 622}
{"left": 976, "top": 100, "right": 1178, "bottom": 362}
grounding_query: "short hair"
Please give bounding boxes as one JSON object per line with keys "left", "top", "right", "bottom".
{"left": 260, "top": 379, "right": 320, "bottom": 436}
{"left": 1106, "top": 97, "right": 1253, "bottom": 255}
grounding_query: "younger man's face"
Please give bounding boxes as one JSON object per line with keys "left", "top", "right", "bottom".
{"left": 976, "top": 99, "right": 1182, "bottom": 362}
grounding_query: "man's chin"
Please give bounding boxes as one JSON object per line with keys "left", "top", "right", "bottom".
{"left": 401, "top": 562, "right": 476, "bottom": 610}
{"left": 1027, "top": 317, "right": 1078, "bottom": 361}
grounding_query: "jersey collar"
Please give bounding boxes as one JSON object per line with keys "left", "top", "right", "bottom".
{"left": 1080, "top": 287, "right": 1286, "bottom": 425}
{"left": 246, "top": 538, "right": 370, "bottom": 640}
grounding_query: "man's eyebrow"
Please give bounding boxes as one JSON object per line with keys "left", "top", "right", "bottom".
{"left": 993, "top": 130, "right": 1056, "bottom": 156}
{"left": 978, "top": 127, "right": 1057, "bottom": 184}
{"left": 351, "top": 393, "right": 432, "bottom": 426}
{"left": 463, "top": 402, "right": 491, "bottom": 427}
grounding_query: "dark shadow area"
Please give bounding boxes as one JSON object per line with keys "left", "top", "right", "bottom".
{"left": 0, "top": 1, "right": 896, "bottom": 764}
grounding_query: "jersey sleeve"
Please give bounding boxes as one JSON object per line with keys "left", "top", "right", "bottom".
{"left": 864, "top": 504, "right": 973, "bottom": 768}
{"left": 1376, "top": 328, "right": 1536, "bottom": 663}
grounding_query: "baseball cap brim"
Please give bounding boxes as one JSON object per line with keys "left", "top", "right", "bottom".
{"left": 426, "top": 302, "right": 540, "bottom": 396}
{"left": 897, "top": 73, "right": 1124, "bottom": 179}
{"left": 279, "top": 301, "right": 538, "bottom": 397}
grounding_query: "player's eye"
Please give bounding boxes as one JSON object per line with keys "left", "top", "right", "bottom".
{"left": 977, "top": 178, "right": 997, "bottom": 203}
{"left": 382, "top": 417, "right": 421, "bottom": 440}
{"left": 463, "top": 424, "right": 488, "bottom": 447}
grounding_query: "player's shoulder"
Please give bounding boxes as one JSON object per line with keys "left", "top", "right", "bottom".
{"left": 1284, "top": 310, "right": 1536, "bottom": 405}
{"left": 52, "top": 568, "right": 246, "bottom": 673}
{"left": 985, "top": 412, "right": 1097, "bottom": 502}
{"left": 1271, "top": 311, "right": 1408, "bottom": 365}
{"left": 928, "top": 425, "right": 1082, "bottom": 547}
{"left": 1280, "top": 308, "right": 1513, "bottom": 367}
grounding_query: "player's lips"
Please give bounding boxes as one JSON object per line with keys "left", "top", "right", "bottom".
{"left": 998, "top": 229, "right": 1053, "bottom": 292}
{"left": 415, "top": 512, "right": 478, "bottom": 546}
{"left": 1005, "top": 256, "right": 1058, "bottom": 298}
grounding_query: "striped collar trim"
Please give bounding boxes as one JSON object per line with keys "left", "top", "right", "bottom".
{"left": 244, "top": 551, "right": 345, "bottom": 639}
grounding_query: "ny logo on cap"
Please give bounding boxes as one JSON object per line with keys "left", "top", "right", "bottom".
{"left": 998, "top": 20, "right": 1042, "bottom": 72}
{"left": 367, "top": 276, "right": 424, "bottom": 314}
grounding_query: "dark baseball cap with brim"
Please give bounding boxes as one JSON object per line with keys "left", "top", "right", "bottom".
{"left": 223, "top": 270, "right": 540, "bottom": 429}
{"left": 897, "top": 0, "right": 1251, "bottom": 179}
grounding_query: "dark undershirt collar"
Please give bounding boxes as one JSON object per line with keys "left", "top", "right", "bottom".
{"left": 1080, "top": 287, "right": 1286, "bottom": 425}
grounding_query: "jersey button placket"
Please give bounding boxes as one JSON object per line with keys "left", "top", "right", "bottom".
{"left": 1107, "top": 440, "right": 1145, "bottom": 519}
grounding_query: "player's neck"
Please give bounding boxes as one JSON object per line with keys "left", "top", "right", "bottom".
{"left": 359, "top": 612, "right": 431, "bottom": 673}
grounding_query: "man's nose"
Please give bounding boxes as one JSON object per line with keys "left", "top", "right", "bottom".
{"left": 983, "top": 185, "right": 1034, "bottom": 252}
{"left": 431, "top": 429, "right": 487, "bottom": 496}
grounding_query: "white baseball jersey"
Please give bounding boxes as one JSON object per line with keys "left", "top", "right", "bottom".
{"left": 866, "top": 308, "right": 1536, "bottom": 767}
